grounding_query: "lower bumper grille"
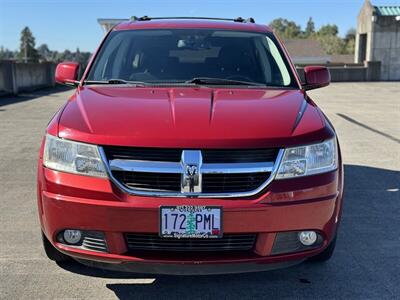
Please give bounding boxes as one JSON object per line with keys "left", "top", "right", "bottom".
{"left": 81, "top": 232, "right": 108, "bottom": 252}
{"left": 125, "top": 233, "right": 257, "bottom": 252}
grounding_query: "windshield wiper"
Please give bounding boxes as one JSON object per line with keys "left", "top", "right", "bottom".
{"left": 185, "top": 77, "right": 266, "bottom": 86}
{"left": 84, "top": 79, "right": 147, "bottom": 86}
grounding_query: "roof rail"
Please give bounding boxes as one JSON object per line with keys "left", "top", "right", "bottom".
{"left": 130, "top": 16, "right": 255, "bottom": 23}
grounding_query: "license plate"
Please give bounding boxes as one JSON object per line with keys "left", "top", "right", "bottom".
{"left": 160, "top": 206, "right": 222, "bottom": 238}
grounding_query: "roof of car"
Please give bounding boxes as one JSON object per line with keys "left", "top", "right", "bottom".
{"left": 113, "top": 18, "right": 272, "bottom": 33}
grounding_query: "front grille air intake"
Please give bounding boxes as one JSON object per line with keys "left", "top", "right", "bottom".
{"left": 125, "top": 233, "right": 256, "bottom": 252}
{"left": 104, "top": 146, "right": 182, "bottom": 162}
{"left": 203, "top": 148, "right": 279, "bottom": 163}
{"left": 103, "top": 146, "right": 279, "bottom": 164}
{"left": 202, "top": 173, "right": 270, "bottom": 193}
{"left": 113, "top": 171, "right": 181, "bottom": 192}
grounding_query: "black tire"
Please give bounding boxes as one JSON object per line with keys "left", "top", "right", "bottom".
{"left": 42, "top": 231, "right": 70, "bottom": 262}
{"left": 309, "top": 235, "right": 337, "bottom": 262}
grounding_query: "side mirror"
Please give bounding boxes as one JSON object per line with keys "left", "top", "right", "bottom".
{"left": 303, "top": 66, "right": 330, "bottom": 91}
{"left": 55, "top": 62, "right": 80, "bottom": 86}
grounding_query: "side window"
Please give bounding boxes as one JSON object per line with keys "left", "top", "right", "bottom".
{"left": 265, "top": 37, "right": 291, "bottom": 85}
{"left": 254, "top": 39, "right": 272, "bottom": 83}
{"left": 91, "top": 34, "right": 130, "bottom": 80}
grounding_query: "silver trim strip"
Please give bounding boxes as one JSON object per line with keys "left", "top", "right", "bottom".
{"left": 98, "top": 147, "right": 284, "bottom": 198}
{"left": 110, "top": 159, "right": 181, "bottom": 173}
{"left": 201, "top": 162, "right": 274, "bottom": 174}
{"left": 109, "top": 160, "right": 274, "bottom": 174}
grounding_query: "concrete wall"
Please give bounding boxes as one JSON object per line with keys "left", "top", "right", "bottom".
{"left": 355, "top": 0, "right": 375, "bottom": 63}
{"left": 0, "top": 60, "right": 56, "bottom": 95}
{"left": 0, "top": 59, "right": 387, "bottom": 95}
{"left": 355, "top": 1, "right": 400, "bottom": 80}
{"left": 372, "top": 16, "right": 400, "bottom": 80}
{"left": 296, "top": 61, "right": 381, "bottom": 82}
{"left": 0, "top": 62, "right": 11, "bottom": 93}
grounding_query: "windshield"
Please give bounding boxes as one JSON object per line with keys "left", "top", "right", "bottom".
{"left": 86, "top": 29, "right": 297, "bottom": 87}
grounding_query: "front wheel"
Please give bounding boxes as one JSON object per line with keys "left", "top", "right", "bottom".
{"left": 41, "top": 231, "right": 70, "bottom": 262}
{"left": 309, "top": 235, "right": 337, "bottom": 262}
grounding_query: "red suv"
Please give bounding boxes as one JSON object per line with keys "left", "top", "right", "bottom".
{"left": 38, "top": 17, "right": 343, "bottom": 275}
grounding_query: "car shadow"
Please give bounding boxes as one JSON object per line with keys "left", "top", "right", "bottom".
{"left": 0, "top": 85, "right": 72, "bottom": 107}
{"left": 56, "top": 164, "right": 400, "bottom": 299}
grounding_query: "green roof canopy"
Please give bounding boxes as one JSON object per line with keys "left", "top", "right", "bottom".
{"left": 374, "top": 5, "right": 400, "bottom": 16}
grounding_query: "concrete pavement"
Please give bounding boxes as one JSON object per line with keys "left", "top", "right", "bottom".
{"left": 0, "top": 83, "right": 399, "bottom": 299}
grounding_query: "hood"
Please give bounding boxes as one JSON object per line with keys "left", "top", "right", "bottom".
{"left": 58, "top": 86, "right": 328, "bottom": 148}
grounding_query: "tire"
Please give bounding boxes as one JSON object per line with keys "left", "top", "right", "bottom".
{"left": 42, "top": 231, "right": 70, "bottom": 262}
{"left": 309, "top": 235, "right": 337, "bottom": 262}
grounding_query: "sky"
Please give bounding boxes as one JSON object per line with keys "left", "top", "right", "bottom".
{"left": 0, "top": 0, "right": 398, "bottom": 52}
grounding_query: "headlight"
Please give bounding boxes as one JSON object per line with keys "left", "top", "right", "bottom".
{"left": 43, "top": 135, "right": 107, "bottom": 178}
{"left": 276, "top": 138, "right": 337, "bottom": 179}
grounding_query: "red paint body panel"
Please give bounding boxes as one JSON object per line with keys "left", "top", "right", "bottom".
{"left": 58, "top": 86, "right": 331, "bottom": 148}
{"left": 304, "top": 66, "right": 331, "bottom": 90}
{"left": 115, "top": 19, "right": 272, "bottom": 33}
{"left": 39, "top": 164, "right": 342, "bottom": 263}
{"left": 55, "top": 62, "right": 79, "bottom": 85}
{"left": 38, "top": 19, "right": 344, "bottom": 273}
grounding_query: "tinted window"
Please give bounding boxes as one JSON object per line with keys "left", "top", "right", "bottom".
{"left": 86, "top": 29, "right": 296, "bottom": 87}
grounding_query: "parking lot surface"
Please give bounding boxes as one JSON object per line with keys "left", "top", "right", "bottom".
{"left": 1, "top": 83, "right": 399, "bottom": 299}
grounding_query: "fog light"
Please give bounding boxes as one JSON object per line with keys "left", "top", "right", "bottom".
{"left": 298, "top": 231, "right": 317, "bottom": 246}
{"left": 63, "top": 229, "right": 82, "bottom": 244}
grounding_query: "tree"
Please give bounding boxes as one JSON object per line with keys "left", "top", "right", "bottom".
{"left": 73, "top": 48, "right": 90, "bottom": 66}
{"left": 316, "top": 24, "right": 346, "bottom": 54}
{"left": 345, "top": 28, "right": 356, "bottom": 41}
{"left": 269, "top": 18, "right": 301, "bottom": 39}
{"left": 0, "top": 47, "right": 17, "bottom": 60}
{"left": 317, "top": 24, "right": 339, "bottom": 37}
{"left": 57, "top": 49, "right": 73, "bottom": 61}
{"left": 305, "top": 17, "right": 315, "bottom": 37}
{"left": 344, "top": 28, "right": 356, "bottom": 54}
{"left": 18, "top": 26, "right": 39, "bottom": 62}
{"left": 37, "top": 43, "right": 51, "bottom": 61}
{"left": 318, "top": 35, "right": 346, "bottom": 55}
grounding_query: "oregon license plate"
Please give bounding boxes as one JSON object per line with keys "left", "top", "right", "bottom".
{"left": 160, "top": 206, "right": 222, "bottom": 238}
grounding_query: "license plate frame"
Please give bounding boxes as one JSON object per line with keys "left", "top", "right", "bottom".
{"left": 159, "top": 206, "right": 223, "bottom": 239}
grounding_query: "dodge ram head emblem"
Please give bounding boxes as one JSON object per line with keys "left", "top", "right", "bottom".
{"left": 185, "top": 165, "right": 198, "bottom": 192}
{"left": 181, "top": 150, "right": 202, "bottom": 194}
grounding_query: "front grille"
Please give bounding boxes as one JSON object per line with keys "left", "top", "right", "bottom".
{"left": 104, "top": 146, "right": 182, "bottom": 162}
{"left": 102, "top": 146, "right": 280, "bottom": 197}
{"left": 125, "top": 233, "right": 256, "bottom": 252}
{"left": 202, "top": 149, "right": 279, "bottom": 163}
{"left": 113, "top": 171, "right": 181, "bottom": 192}
{"left": 202, "top": 172, "right": 270, "bottom": 193}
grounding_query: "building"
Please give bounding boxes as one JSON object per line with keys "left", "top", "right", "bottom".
{"left": 355, "top": 0, "right": 400, "bottom": 80}
{"left": 97, "top": 18, "right": 128, "bottom": 34}
{"left": 284, "top": 39, "right": 331, "bottom": 65}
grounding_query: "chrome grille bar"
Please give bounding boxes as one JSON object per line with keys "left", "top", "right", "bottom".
{"left": 202, "top": 162, "right": 274, "bottom": 174}
{"left": 110, "top": 159, "right": 182, "bottom": 173}
{"left": 109, "top": 160, "right": 274, "bottom": 174}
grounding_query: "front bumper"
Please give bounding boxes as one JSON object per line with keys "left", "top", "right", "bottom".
{"left": 75, "top": 258, "right": 304, "bottom": 275}
{"left": 38, "top": 163, "right": 343, "bottom": 274}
